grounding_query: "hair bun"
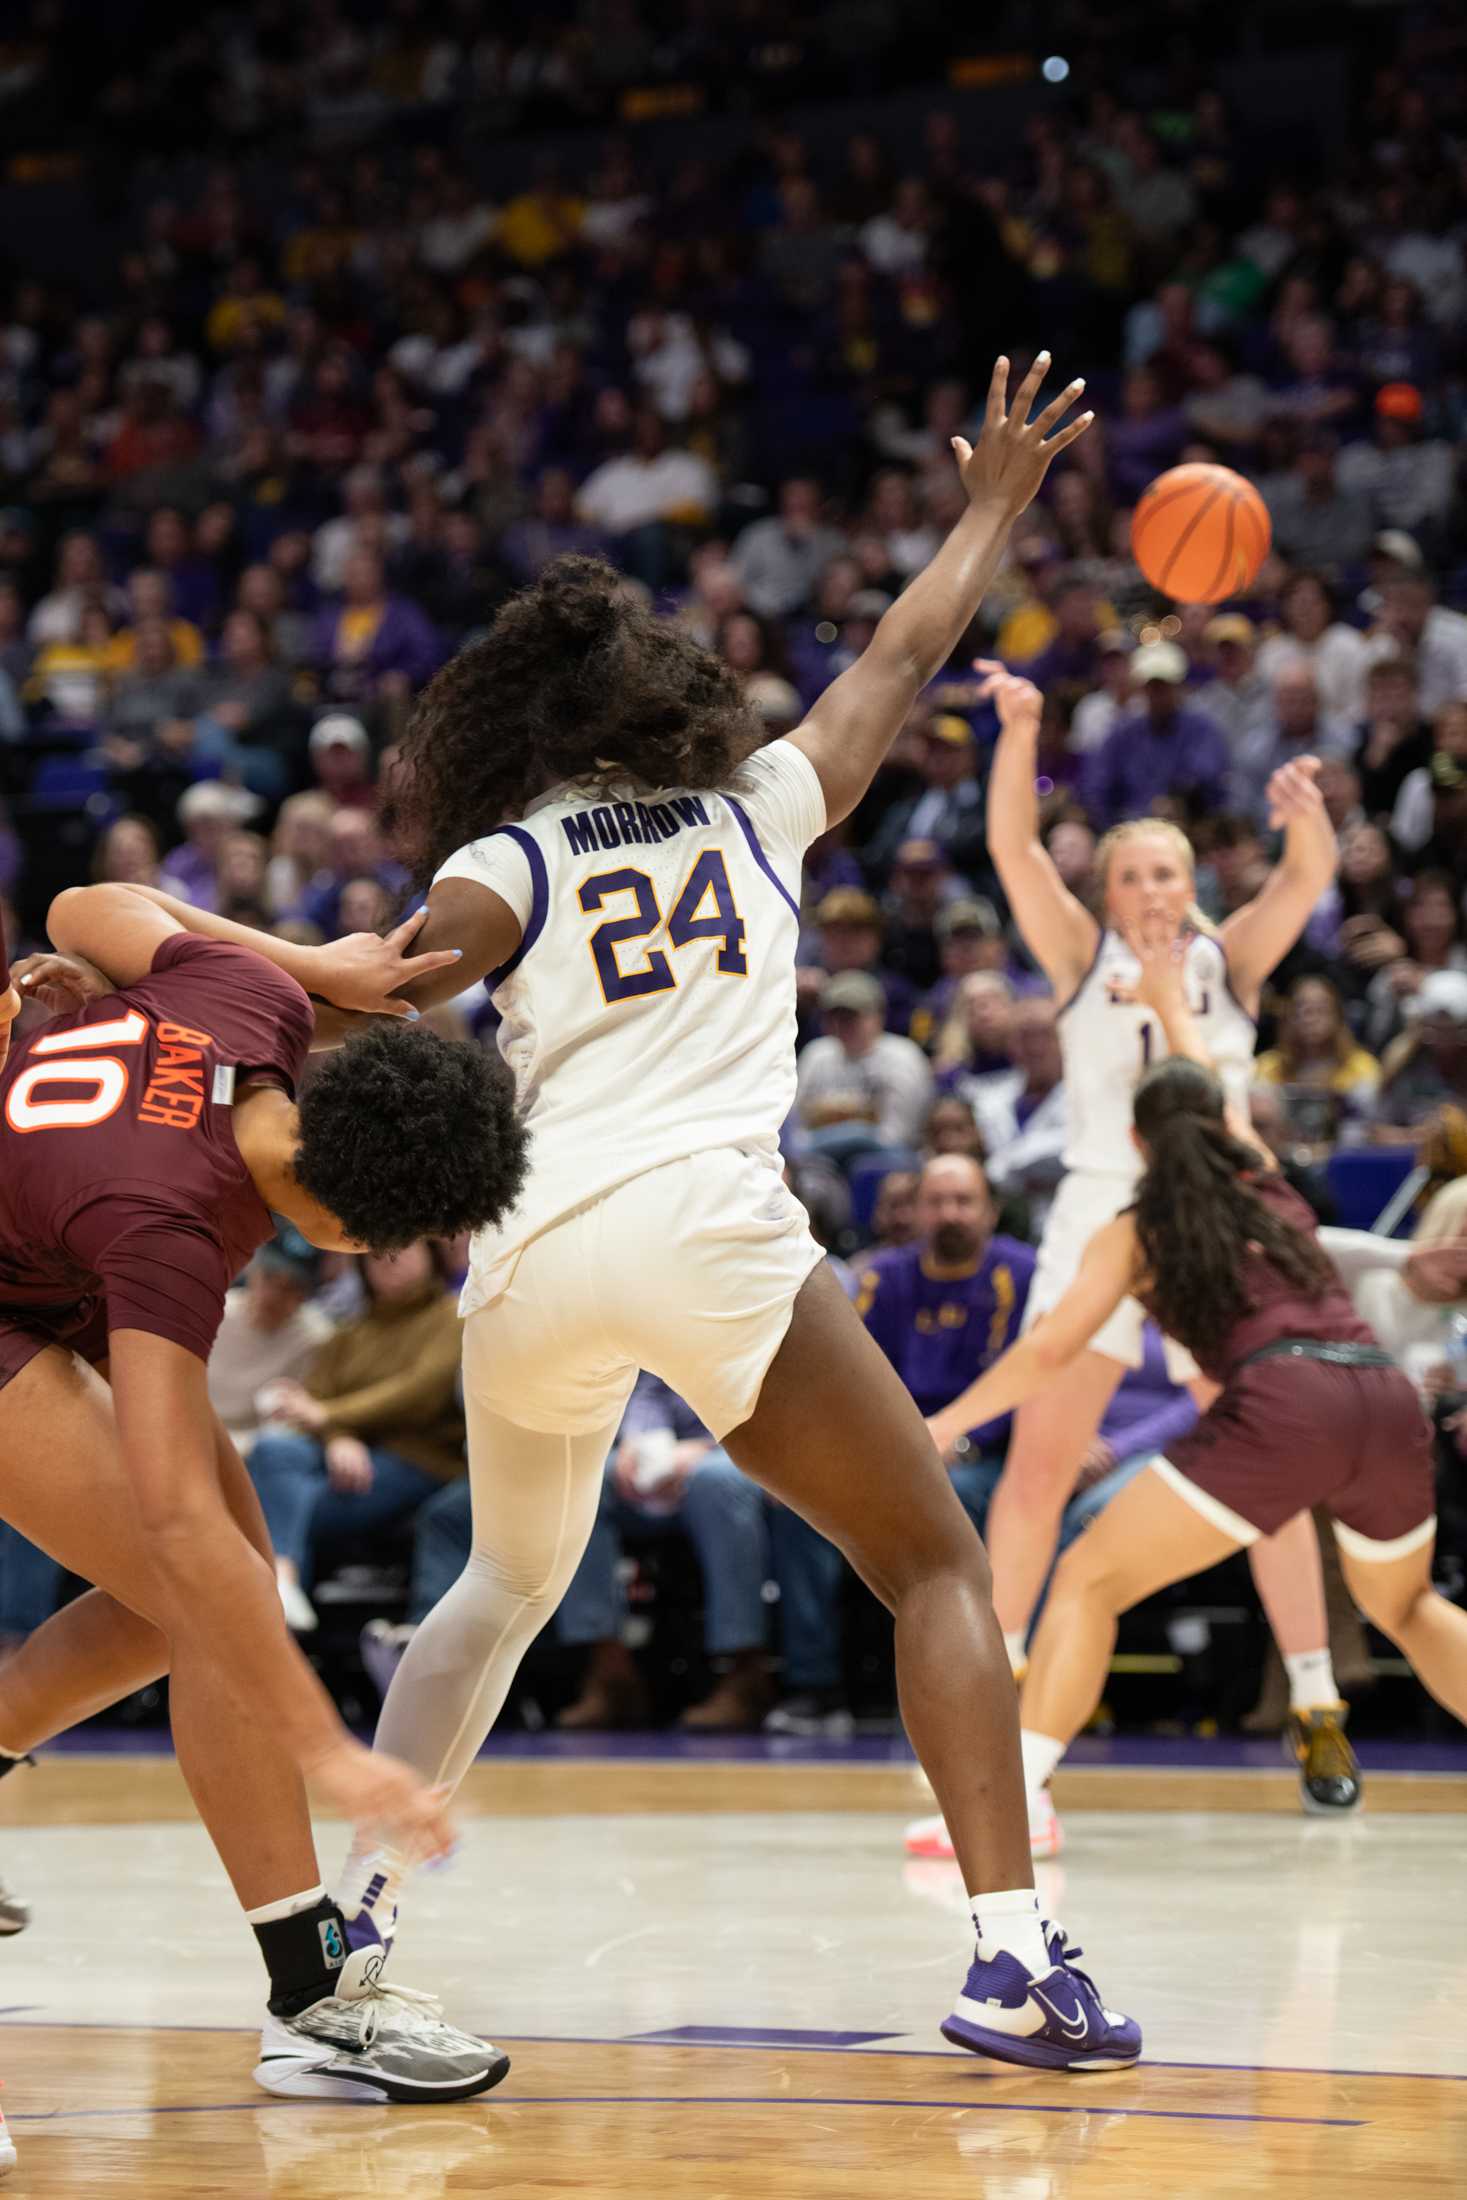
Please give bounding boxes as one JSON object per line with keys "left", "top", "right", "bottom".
{"left": 531, "top": 555, "right": 622, "bottom": 654}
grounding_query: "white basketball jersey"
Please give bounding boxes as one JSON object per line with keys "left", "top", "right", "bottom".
{"left": 1058, "top": 929, "right": 1256, "bottom": 1179}
{"left": 434, "top": 737, "right": 826, "bottom": 1315}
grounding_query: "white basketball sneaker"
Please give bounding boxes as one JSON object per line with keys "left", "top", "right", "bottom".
{"left": 254, "top": 1947, "right": 510, "bottom": 2104}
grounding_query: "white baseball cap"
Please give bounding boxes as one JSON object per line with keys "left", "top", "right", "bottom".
{"left": 309, "top": 713, "right": 370, "bottom": 755}
{"left": 1130, "top": 640, "right": 1188, "bottom": 685}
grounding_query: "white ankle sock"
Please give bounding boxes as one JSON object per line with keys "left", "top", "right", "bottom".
{"left": 971, "top": 1886, "right": 1050, "bottom": 1974}
{"left": 1002, "top": 1630, "right": 1028, "bottom": 1674}
{"left": 1020, "top": 1728, "right": 1065, "bottom": 1811}
{"left": 1284, "top": 1649, "right": 1338, "bottom": 1711}
{"left": 245, "top": 1884, "right": 328, "bottom": 1926}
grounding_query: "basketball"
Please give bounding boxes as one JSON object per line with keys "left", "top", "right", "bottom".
{"left": 1130, "top": 461, "right": 1272, "bottom": 604}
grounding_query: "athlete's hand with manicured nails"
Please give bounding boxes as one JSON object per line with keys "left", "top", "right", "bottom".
{"left": 307, "top": 1737, "right": 457, "bottom": 1866}
{"left": 956, "top": 354, "right": 1095, "bottom": 518}
{"left": 310, "top": 906, "right": 465, "bottom": 1017}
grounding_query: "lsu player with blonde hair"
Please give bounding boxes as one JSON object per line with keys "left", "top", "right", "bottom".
{"left": 913, "top": 663, "right": 1347, "bottom": 1860}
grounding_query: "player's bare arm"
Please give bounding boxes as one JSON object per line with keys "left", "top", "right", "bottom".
{"left": 789, "top": 353, "right": 1092, "bottom": 826}
{"left": 1117, "top": 923, "right": 1274, "bottom": 1162}
{"left": 980, "top": 662, "right": 1099, "bottom": 997}
{"left": 925, "top": 1216, "right": 1140, "bottom": 1456}
{"left": 46, "top": 882, "right": 465, "bottom": 1019}
{"left": 1219, "top": 757, "right": 1337, "bottom": 1009}
{"left": 107, "top": 1329, "right": 456, "bottom": 1861}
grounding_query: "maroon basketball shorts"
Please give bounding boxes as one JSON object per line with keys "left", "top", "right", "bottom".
{"left": 0, "top": 1300, "right": 110, "bottom": 1395}
{"left": 1152, "top": 1355, "right": 1437, "bottom": 1562}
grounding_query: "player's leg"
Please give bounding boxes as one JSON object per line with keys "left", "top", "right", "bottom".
{"left": 721, "top": 1263, "right": 1140, "bottom": 2069}
{"left": 1337, "top": 1534, "right": 1467, "bottom": 1722}
{"left": 1248, "top": 1508, "right": 1362, "bottom": 1814}
{"left": 1019, "top": 1465, "right": 1243, "bottom": 1762}
{"left": 982, "top": 1352, "right": 1125, "bottom": 1656}
{"left": 0, "top": 1349, "right": 504, "bottom": 2100}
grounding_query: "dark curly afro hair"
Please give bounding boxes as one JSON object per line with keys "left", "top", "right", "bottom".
{"left": 292, "top": 1021, "right": 529, "bottom": 1253}
{"left": 387, "top": 554, "right": 764, "bottom": 884}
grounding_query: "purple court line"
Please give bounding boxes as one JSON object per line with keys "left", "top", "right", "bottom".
{"left": 8, "top": 2096, "right": 1365, "bottom": 2130}
{"left": 2, "top": 2015, "right": 1461, "bottom": 2087}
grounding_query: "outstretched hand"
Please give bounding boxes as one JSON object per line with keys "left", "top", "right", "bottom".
{"left": 972, "top": 659, "right": 1043, "bottom": 739}
{"left": 312, "top": 905, "right": 465, "bottom": 1017}
{"left": 1265, "top": 755, "right": 1325, "bottom": 831}
{"left": 953, "top": 353, "right": 1094, "bottom": 521}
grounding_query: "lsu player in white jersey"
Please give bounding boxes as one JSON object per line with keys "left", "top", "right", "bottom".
{"left": 330, "top": 356, "right": 1149, "bottom": 2071}
{"left": 916, "top": 665, "right": 1349, "bottom": 1862}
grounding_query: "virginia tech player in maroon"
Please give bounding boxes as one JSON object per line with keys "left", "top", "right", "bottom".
{"left": 930, "top": 1042, "right": 1467, "bottom": 1849}
{"left": 0, "top": 880, "right": 526, "bottom": 2102}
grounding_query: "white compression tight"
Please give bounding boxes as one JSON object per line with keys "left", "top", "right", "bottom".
{"left": 372, "top": 1402, "right": 620, "bottom": 1795}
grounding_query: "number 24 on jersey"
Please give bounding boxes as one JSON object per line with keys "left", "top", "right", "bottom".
{"left": 581, "top": 851, "right": 748, "bottom": 1004}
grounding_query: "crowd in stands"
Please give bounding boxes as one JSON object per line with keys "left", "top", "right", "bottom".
{"left": 2, "top": 1, "right": 1467, "bottom": 1730}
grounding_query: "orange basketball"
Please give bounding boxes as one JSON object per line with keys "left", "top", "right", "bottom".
{"left": 1130, "top": 462, "right": 1271, "bottom": 605}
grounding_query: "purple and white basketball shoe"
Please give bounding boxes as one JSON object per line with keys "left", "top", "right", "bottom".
{"left": 941, "top": 1925, "right": 1140, "bottom": 2071}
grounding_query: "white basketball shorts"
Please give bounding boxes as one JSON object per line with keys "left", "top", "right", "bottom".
{"left": 462, "top": 1145, "right": 825, "bottom": 1439}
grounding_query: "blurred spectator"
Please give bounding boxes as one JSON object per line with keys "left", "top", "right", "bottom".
{"left": 247, "top": 1241, "right": 465, "bottom": 1635}
{"left": 28, "top": 533, "right": 125, "bottom": 647}
{"left": 1255, "top": 573, "right": 1371, "bottom": 726}
{"left": 1364, "top": 872, "right": 1467, "bottom": 1053}
{"left": 798, "top": 886, "right": 917, "bottom": 1038}
{"left": 1230, "top": 661, "right": 1353, "bottom": 824}
{"left": 308, "top": 713, "right": 375, "bottom": 807}
{"left": 576, "top": 407, "right": 717, "bottom": 584}
{"left": 922, "top": 1095, "right": 986, "bottom": 1164}
{"left": 501, "top": 467, "right": 607, "bottom": 581}
{"left": 295, "top": 806, "right": 406, "bottom": 936}
{"left": 1336, "top": 383, "right": 1455, "bottom": 550}
{"left": 972, "top": 996, "right": 1069, "bottom": 1230}
{"left": 1352, "top": 653, "right": 1433, "bottom": 816}
{"left": 157, "top": 781, "right": 261, "bottom": 909}
{"left": 554, "top": 1374, "right": 770, "bottom": 1732}
{"left": 1365, "top": 570, "right": 1467, "bottom": 714}
{"left": 916, "top": 897, "right": 1008, "bottom": 1042}
{"left": 207, "top": 1231, "right": 332, "bottom": 1460}
{"left": 1081, "top": 641, "right": 1230, "bottom": 828}
{"left": 933, "top": 970, "right": 1017, "bottom": 1100}
{"left": 92, "top": 813, "right": 161, "bottom": 887}
{"left": 1372, "top": 971, "right": 1467, "bottom": 1142}
{"left": 1266, "top": 432, "right": 1377, "bottom": 575}
{"left": 1069, "top": 629, "right": 1136, "bottom": 754}
{"left": 1253, "top": 976, "right": 1382, "bottom": 1158}
{"left": 312, "top": 546, "right": 440, "bottom": 705}
{"left": 265, "top": 791, "right": 337, "bottom": 920}
{"left": 865, "top": 712, "right": 986, "bottom": 878}
{"left": 869, "top": 1167, "right": 920, "bottom": 1247}
{"left": 879, "top": 838, "right": 952, "bottom": 996}
{"left": 795, "top": 971, "right": 934, "bottom": 1159}
{"left": 731, "top": 480, "right": 847, "bottom": 619}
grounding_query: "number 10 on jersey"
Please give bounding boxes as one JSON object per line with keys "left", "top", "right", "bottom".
{"left": 580, "top": 851, "right": 748, "bottom": 1003}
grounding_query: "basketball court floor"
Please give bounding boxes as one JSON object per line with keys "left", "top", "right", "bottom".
{"left": 1, "top": 1735, "right": 1463, "bottom": 2196}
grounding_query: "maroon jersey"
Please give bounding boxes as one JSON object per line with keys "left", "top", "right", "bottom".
{"left": 0, "top": 934, "right": 313, "bottom": 1362}
{"left": 1146, "top": 1171, "right": 1378, "bottom": 1385}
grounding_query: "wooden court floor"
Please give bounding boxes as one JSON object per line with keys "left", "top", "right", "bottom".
{"left": 0, "top": 1753, "right": 1463, "bottom": 2196}
{"left": 6, "top": 2026, "right": 1465, "bottom": 2198}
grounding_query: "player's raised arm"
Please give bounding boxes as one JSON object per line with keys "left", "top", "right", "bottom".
{"left": 1219, "top": 757, "right": 1337, "bottom": 1010}
{"left": 981, "top": 662, "right": 1099, "bottom": 997}
{"left": 789, "top": 353, "right": 1092, "bottom": 825}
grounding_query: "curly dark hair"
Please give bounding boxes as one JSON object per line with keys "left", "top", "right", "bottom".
{"left": 292, "top": 1022, "right": 529, "bottom": 1253}
{"left": 386, "top": 555, "right": 764, "bottom": 884}
{"left": 1131, "top": 1057, "right": 1332, "bottom": 1365}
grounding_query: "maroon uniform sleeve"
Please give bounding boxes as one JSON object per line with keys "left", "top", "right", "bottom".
{"left": 130, "top": 934, "right": 314, "bottom": 1095}
{"left": 58, "top": 1188, "right": 233, "bottom": 1361}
